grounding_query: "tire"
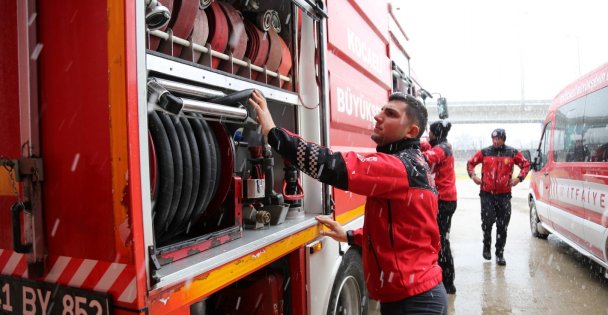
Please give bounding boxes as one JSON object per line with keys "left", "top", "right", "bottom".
{"left": 530, "top": 199, "right": 549, "bottom": 239}
{"left": 327, "top": 248, "right": 368, "bottom": 315}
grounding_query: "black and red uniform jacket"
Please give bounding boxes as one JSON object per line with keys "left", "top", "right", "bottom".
{"left": 267, "top": 127, "right": 442, "bottom": 302}
{"left": 467, "top": 145, "right": 531, "bottom": 195}
{"left": 421, "top": 140, "right": 457, "bottom": 201}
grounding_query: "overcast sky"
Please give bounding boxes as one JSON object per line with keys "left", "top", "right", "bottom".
{"left": 393, "top": 0, "right": 608, "bottom": 102}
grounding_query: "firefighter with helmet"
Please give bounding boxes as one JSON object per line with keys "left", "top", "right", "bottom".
{"left": 467, "top": 128, "right": 530, "bottom": 266}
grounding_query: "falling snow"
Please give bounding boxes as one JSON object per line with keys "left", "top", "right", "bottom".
{"left": 51, "top": 219, "right": 60, "bottom": 237}
{"left": 31, "top": 43, "right": 43, "bottom": 60}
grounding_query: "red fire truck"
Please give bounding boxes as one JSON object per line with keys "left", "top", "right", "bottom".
{"left": 0, "top": 1, "right": 433, "bottom": 314}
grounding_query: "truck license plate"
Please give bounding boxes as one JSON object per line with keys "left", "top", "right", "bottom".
{"left": 0, "top": 275, "right": 111, "bottom": 315}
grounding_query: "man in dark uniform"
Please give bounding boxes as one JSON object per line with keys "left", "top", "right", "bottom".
{"left": 467, "top": 128, "right": 530, "bottom": 266}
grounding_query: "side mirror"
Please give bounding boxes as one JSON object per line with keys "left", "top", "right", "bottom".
{"left": 437, "top": 97, "right": 448, "bottom": 119}
{"left": 521, "top": 150, "right": 531, "bottom": 163}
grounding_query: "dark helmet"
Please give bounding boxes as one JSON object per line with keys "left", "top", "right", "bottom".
{"left": 429, "top": 120, "right": 452, "bottom": 139}
{"left": 491, "top": 128, "right": 506, "bottom": 141}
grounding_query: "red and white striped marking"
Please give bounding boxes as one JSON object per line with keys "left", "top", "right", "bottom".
{"left": 0, "top": 249, "right": 27, "bottom": 278}
{"left": 0, "top": 249, "right": 137, "bottom": 304}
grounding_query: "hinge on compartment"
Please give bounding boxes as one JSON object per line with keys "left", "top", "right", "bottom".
{"left": 18, "top": 157, "right": 44, "bottom": 182}
{"left": 0, "top": 157, "right": 44, "bottom": 182}
{"left": 148, "top": 246, "right": 161, "bottom": 285}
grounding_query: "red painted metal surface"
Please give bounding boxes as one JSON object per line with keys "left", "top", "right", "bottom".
{"left": 0, "top": 1, "right": 19, "bottom": 250}
{"left": 328, "top": 53, "right": 387, "bottom": 132}
{"left": 326, "top": 0, "right": 391, "bottom": 90}
{"left": 552, "top": 61, "right": 608, "bottom": 108}
{"left": 289, "top": 247, "right": 307, "bottom": 315}
{"left": 388, "top": 9, "right": 411, "bottom": 69}
{"left": 38, "top": 1, "right": 118, "bottom": 262}
{"left": 211, "top": 271, "right": 285, "bottom": 314}
{"left": 351, "top": 0, "right": 389, "bottom": 42}
{"left": 330, "top": 130, "right": 373, "bottom": 217}
{"left": 123, "top": 0, "right": 148, "bottom": 309}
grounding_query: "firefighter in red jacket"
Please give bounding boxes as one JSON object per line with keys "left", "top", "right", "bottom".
{"left": 250, "top": 90, "right": 448, "bottom": 315}
{"left": 467, "top": 128, "right": 530, "bottom": 266}
{"left": 421, "top": 121, "right": 457, "bottom": 294}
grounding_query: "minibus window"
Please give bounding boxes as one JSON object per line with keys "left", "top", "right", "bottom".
{"left": 582, "top": 87, "right": 608, "bottom": 162}
{"left": 554, "top": 99, "right": 585, "bottom": 162}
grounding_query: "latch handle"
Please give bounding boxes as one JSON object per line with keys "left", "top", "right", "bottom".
{"left": 11, "top": 202, "right": 32, "bottom": 253}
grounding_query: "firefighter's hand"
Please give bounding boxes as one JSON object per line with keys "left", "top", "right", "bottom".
{"left": 510, "top": 177, "right": 521, "bottom": 186}
{"left": 472, "top": 175, "right": 482, "bottom": 185}
{"left": 316, "top": 215, "right": 347, "bottom": 243}
{"left": 248, "top": 90, "right": 276, "bottom": 136}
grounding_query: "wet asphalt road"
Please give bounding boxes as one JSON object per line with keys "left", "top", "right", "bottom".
{"left": 370, "top": 178, "right": 608, "bottom": 315}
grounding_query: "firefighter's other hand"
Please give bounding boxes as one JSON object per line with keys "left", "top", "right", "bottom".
{"left": 472, "top": 175, "right": 482, "bottom": 185}
{"left": 248, "top": 90, "right": 276, "bottom": 136}
{"left": 510, "top": 177, "right": 521, "bottom": 186}
{"left": 316, "top": 215, "right": 347, "bottom": 243}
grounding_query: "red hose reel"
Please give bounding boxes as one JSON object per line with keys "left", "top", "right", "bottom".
{"left": 149, "top": 0, "right": 293, "bottom": 87}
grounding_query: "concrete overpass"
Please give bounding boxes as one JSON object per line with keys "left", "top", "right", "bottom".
{"left": 426, "top": 99, "right": 551, "bottom": 124}
{"left": 424, "top": 99, "right": 552, "bottom": 158}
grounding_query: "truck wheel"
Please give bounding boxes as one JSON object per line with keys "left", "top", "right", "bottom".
{"left": 530, "top": 199, "right": 549, "bottom": 239}
{"left": 327, "top": 248, "right": 368, "bottom": 315}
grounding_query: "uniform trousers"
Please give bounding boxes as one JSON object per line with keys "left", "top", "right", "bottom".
{"left": 480, "top": 191, "right": 512, "bottom": 257}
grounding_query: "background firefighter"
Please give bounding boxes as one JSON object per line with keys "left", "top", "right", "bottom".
{"left": 467, "top": 128, "right": 530, "bottom": 266}
{"left": 421, "top": 120, "right": 457, "bottom": 294}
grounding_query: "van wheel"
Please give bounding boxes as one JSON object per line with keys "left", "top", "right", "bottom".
{"left": 327, "top": 248, "right": 368, "bottom": 315}
{"left": 530, "top": 199, "right": 549, "bottom": 239}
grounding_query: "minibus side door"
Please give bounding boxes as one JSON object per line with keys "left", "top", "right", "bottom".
{"left": 581, "top": 87, "right": 608, "bottom": 262}
{"left": 532, "top": 121, "right": 554, "bottom": 228}
{"left": 550, "top": 99, "right": 587, "bottom": 245}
